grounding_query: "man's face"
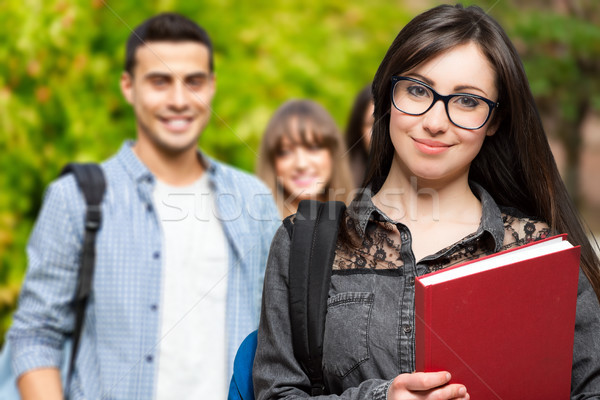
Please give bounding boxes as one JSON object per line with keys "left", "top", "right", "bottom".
{"left": 120, "top": 41, "right": 215, "bottom": 156}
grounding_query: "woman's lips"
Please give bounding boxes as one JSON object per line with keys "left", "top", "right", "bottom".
{"left": 292, "top": 176, "right": 318, "bottom": 188}
{"left": 413, "top": 138, "right": 452, "bottom": 155}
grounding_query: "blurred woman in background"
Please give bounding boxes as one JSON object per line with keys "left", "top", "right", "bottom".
{"left": 257, "top": 99, "right": 353, "bottom": 217}
{"left": 344, "top": 83, "right": 374, "bottom": 188}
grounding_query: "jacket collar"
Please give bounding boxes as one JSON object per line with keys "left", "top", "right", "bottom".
{"left": 347, "top": 182, "right": 505, "bottom": 252}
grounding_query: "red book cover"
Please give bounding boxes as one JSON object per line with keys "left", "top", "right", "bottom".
{"left": 415, "top": 234, "right": 580, "bottom": 399}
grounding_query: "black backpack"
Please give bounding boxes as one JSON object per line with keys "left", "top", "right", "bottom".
{"left": 59, "top": 163, "right": 106, "bottom": 397}
{"left": 228, "top": 200, "right": 345, "bottom": 400}
{"left": 285, "top": 199, "right": 346, "bottom": 396}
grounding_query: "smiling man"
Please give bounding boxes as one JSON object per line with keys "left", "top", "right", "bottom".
{"left": 7, "top": 13, "right": 280, "bottom": 400}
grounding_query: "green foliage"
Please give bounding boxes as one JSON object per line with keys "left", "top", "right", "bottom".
{"left": 512, "top": 10, "right": 600, "bottom": 119}
{"left": 2, "top": 0, "right": 598, "bottom": 344}
{"left": 0, "top": 0, "right": 420, "bottom": 343}
{"left": 493, "top": 1, "right": 600, "bottom": 200}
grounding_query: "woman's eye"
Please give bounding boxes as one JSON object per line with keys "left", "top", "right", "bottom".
{"left": 277, "top": 148, "right": 292, "bottom": 157}
{"left": 407, "top": 85, "right": 429, "bottom": 98}
{"left": 455, "top": 96, "right": 480, "bottom": 108}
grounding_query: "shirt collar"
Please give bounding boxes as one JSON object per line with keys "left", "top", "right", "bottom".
{"left": 472, "top": 182, "right": 505, "bottom": 251}
{"left": 347, "top": 182, "right": 505, "bottom": 252}
{"left": 115, "top": 140, "right": 218, "bottom": 185}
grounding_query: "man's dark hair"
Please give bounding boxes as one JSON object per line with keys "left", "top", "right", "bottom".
{"left": 125, "top": 12, "right": 214, "bottom": 75}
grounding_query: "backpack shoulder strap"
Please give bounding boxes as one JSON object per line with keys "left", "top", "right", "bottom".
{"left": 59, "top": 163, "right": 106, "bottom": 396}
{"left": 288, "top": 200, "right": 346, "bottom": 396}
{"left": 283, "top": 214, "right": 294, "bottom": 239}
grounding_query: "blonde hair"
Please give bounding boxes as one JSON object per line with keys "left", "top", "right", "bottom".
{"left": 256, "top": 99, "right": 354, "bottom": 217}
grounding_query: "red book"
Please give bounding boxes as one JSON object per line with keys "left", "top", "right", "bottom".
{"left": 415, "top": 234, "right": 580, "bottom": 399}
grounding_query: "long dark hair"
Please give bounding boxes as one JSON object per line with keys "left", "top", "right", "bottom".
{"left": 345, "top": 83, "right": 373, "bottom": 188}
{"left": 366, "top": 4, "right": 600, "bottom": 299}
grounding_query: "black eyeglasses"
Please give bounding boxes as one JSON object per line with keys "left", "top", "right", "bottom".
{"left": 391, "top": 76, "right": 499, "bottom": 130}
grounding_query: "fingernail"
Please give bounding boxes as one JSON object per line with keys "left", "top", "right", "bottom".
{"left": 446, "top": 373, "right": 451, "bottom": 381}
{"left": 459, "top": 387, "right": 466, "bottom": 396}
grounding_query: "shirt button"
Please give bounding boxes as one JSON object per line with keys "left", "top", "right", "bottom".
{"left": 146, "top": 203, "right": 153, "bottom": 212}
{"left": 150, "top": 304, "right": 158, "bottom": 311}
{"left": 146, "top": 355, "right": 153, "bottom": 363}
{"left": 403, "top": 324, "right": 412, "bottom": 334}
{"left": 153, "top": 251, "right": 160, "bottom": 259}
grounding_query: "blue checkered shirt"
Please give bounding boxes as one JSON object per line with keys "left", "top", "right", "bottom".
{"left": 8, "top": 142, "right": 280, "bottom": 399}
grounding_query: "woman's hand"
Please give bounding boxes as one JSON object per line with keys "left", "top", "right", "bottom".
{"left": 387, "top": 372, "right": 469, "bottom": 400}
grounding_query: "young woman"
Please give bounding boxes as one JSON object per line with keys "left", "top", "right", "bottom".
{"left": 257, "top": 99, "right": 354, "bottom": 217}
{"left": 253, "top": 4, "right": 600, "bottom": 400}
{"left": 345, "top": 83, "right": 374, "bottom": 188}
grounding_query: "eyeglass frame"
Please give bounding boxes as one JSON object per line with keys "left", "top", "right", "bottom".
{"left": 390, "top": 76, "right": 500, "bottom": 130}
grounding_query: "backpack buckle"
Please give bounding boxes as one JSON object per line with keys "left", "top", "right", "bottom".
{"left": 85, "top": 205, "right": 102, "bottom": 231}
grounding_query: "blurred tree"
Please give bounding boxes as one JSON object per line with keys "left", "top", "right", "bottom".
{"left": 486, "top": 0, "right": 600, "bottom": 204}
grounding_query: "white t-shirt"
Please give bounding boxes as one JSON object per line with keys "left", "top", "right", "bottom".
{"left": 153, "top": 174, "right": 229, "bottom": 399}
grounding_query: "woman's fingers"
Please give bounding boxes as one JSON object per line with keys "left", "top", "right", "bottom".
{"left": 389, "top": 372, "right": 469, "bottom": 399}
{"left": 438, "top": 383, "right": 468, "bottom": 399}
{"left": 394, "top": 371, "right": 451, "bottom": 391}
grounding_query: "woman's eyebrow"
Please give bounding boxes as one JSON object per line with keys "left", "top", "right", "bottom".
{"left": 407, "top": 73, "right": 489, "bottom": 96}
{"left": 405, "top": 73, "right": 433, "bottom": 86}
{"left": 453, "top": 84, "right": 489, "bottom": 96}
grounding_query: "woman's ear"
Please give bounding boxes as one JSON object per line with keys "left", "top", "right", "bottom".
{"left": 485, "top": 114, "right": 501, "bottom": 137}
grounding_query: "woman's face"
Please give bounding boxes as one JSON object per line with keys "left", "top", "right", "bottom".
{"left": 274, "top": 124, "right": 333, "bottom": 203}
{"left": 388, "top": 42, "right": 498, "bottom": 185}
{"left": 362, "top": 101, "right": 375, "bottom": 151}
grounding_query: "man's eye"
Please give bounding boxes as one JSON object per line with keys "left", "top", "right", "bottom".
{"left": 187, "top": 79, "right": 205, "bottom": 88}
{"left": 151, "top": 78, "right": 168, "bottom": 86}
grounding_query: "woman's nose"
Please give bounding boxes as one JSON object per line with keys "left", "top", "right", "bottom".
{"left": 422, "top": 100, "right": 450, "bottom": 135}
{"left": 293, "top": 147, "right": 309, "bottom": 169}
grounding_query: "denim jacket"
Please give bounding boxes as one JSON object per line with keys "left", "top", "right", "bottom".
{"left": 253, "top": 185, "right": 600, "bottom": 399}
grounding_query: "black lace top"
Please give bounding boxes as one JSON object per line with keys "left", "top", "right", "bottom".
{"left": 334, "top": 185, "right": 551, "bottom": 273}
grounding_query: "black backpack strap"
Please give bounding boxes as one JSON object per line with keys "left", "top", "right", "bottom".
{"left": 59, "top": 163, "right": 106, "bottom": 396}
{"left": 288, "top": 200, "right": 346, "bottom": 396}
